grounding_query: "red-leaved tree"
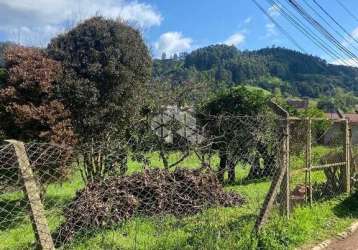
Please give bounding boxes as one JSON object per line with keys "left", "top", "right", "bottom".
{"left": 0, "top": 46, "right": 76, "bottom": 183}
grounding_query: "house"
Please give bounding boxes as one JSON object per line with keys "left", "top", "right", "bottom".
{"left": 345, "top": 113, "right": 358, "bottom": 145}
{"left": 151, "top": 105, "right": 204, "bottom": 145}
{"left": 287, "top": 98, "right": 309, "bottom": 110}
{"left": 323, "top": 111, "right": 358, "bottom": 145}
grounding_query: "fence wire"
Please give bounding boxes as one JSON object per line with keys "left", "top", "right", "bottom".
{"left": 289, "top": 118, "right": 348, "bottom": 208}
{"left": 1, "top": 114, "right": 349, "bottom": 249}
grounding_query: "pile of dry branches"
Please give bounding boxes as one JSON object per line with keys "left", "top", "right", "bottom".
{"left": 55, "top": 168, "right": 244, "bottom": 244}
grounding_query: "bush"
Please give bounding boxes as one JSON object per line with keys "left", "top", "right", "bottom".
{"left": 0, "top": 46, "right": 76, "bottom": 183}
{"left": 198, "top": 86, "right": 277, "bottom": 182}
{"left": 47, "top": 16, "right": 152, "bottom": 180}
{"left": 47, "top": 16, "right": 152, "bottom": 143}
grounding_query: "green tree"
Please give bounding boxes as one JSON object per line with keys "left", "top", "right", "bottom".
{"left": 47, "top": 16, "right": 152, "bottom": 180}
{"left": 317, "top": 97, "right": 336, "bottom": 112}
{"left": 154, "top": 46, "right": 358, "bottom": 98}
{"left": 199, "top": 86, "right": 276, "bottom": 183}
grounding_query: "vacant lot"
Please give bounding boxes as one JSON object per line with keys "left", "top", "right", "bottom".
{"left": 0, "top": 150, "right": 357, "bottom": 250}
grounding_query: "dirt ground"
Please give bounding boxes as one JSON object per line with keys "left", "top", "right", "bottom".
{"left": 325, "top": 231, "right": 358, "bottom": 250}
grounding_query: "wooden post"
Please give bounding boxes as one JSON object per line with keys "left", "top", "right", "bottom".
{"left": 349, "top": 125, "right": 354, "bottom": 177}
{"left": 268, "top": 101, "right": 290, "bottom": 217}
{"left": 254, "top": 152, "right": 288, "bottom": 232}
{"left": 343, "top": 119, "right": 351, "bottom": 193}
{"left": 255, "top": 101, "right": 290, "bottom": 231}
{"left": 282, "top": 115, "right": 290, "bottom": 218}
{"left": 306, "top": 118, "right": 312, "bottom": 205}
{"left": 6, "top": 140, "right": 54, "bottom": 250}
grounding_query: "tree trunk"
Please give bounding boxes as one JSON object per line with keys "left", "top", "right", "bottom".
{"left": 119, "top": 155, "right": 128, "bottom": 175}
{"left": 228, "top": 161, "right": 236, "bottom": 184}
{"left": 217, "top": 151, "right": 227, "bottom": 183}
{"left": 246, "top": 145, "right": 277, "bottom": 180}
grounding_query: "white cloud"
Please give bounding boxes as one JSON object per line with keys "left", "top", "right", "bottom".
{"left": 331, "top": 58, "right": 358, "bottom": 68}
{"left": 0, "top": 0, "right": 162, "bottom": 46}
{"left": 224, "top": 32, "right": 246, "bottom": 46}
{"left": 342, "top": 26, "right": 358, "bottom": 48}
{"left": 265, "top": 22, "right": 278, "bottom": 37}
{"left": 352, "top": 27, "right": 358, "bottom": 39}
{"left": 154, "top": 32, "right": 193, "bottom": 57}
{"left": 5, "top": 25, "right": 66, "bottom": 47}
{"left": 244, "top": 17, "right": 252, "bottom": 24}
{"left": 268, "top": 3, "right": 281, "bottom": 17}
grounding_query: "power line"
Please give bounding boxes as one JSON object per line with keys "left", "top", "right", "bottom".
{"left": 252, "top": 0, "right": 358, "bottom": 67}
{"left": 302, "top": 0, "right": 358, "bottom": 54}
{"left": 313, "top": 0, "right": 358, "bottom": 46}
{"left": 288, "top": 0, "right": 358, "bottom": 65}
{"left": 335, "top": 0, "right": 358, "bottom": 24}
{"left": 251, "top": 0, "right": 305, "bottom": 52}
{"left": 268, "top": 0, "right": 349, "bottom": 66}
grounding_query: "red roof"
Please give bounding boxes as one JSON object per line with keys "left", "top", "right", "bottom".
{"left": 345, "top": 113, "right": 358, "bottom": 124}
{"left": 324, "top": 113, "right": 358, "bottom": 124}
{"left": 325, "top": 113, "right": 341, "bottom": 120}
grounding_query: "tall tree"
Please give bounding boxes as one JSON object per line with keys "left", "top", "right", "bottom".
{"left": 47, "top": 16, "right": 152, "bottom": 180}
{"left": 48, "top": 16, "right": 152, "bottom": 143}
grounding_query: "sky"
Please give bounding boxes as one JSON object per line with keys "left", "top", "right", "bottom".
{"left": 1, "top": 0, "right": 358, "bottom": 64}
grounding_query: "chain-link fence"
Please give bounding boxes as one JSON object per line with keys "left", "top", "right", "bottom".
{"left": 289, "top": 117, "right": 350, "bottom": 207}
{"left": 0, "top": 112, "right": 289, "bottom": 249}
{"left": 0, "top": 111, "right": 352, "bottom": 249}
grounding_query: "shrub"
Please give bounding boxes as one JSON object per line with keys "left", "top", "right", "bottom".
{"left": 0, "top": 46, "right": 76, "bottom": 183}
{"left": 47, "top": 16, "right": 152, "bottom": 180}
{"left": 198, "top": 86, "right": 277, "bottom": 182}
{"left": 47, "top": 16, "right": 152, "bottom": 143}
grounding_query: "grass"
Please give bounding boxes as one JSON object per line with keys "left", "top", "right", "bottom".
{"left": 1, "top": 149, "right": 358, "bottom": 249}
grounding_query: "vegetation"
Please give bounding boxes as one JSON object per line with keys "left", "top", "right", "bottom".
{"left": 154, "top": 45, "right": 358, "bottom": 110}
{"left": 47, "top": 17, "right": 152, "bottom": 181}
{"left": 0, "top": 42, "right": 13, "bottom": 68}
{"left": 54, "top": 168, "right": 244, "bottom": 245}
{"left": 0, "top": 151, "right": 357, "bottom": 250}
{"left": 0, "top": 46, "right": 76, "bottom": 183}
{"left": 1, "top": 14, "right": 358, "bottom": 250}
{"left": 47, "top": 16, "right": 152, "bottom": 144}
{"left": 0, "top": 46, "right": 76, "bottom": 146}
{"left": 199, "top": 86, "right": 276, "bottom": 182}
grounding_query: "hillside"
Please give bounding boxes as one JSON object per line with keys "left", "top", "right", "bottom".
{"left": 153, "top": 45, "right": 358, "bottom": 99}
{"left": 1, "top": 43, "right": 357, "bottom": 110}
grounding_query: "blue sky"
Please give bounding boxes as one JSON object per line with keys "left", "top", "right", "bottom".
{"left": 1, "top": 0, "right": 358, "bottom": 64}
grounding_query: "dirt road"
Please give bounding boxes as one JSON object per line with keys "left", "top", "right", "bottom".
{"left": 325, "top": 230, "right": 358, "bottom": 250}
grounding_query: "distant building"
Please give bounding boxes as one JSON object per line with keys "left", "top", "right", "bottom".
{"left": 151, "top": 105, "right": 204, "bottom": 144}
{"left": 345, "top": 113, "right": 358, "bottom": 145}
{"left": 324, "top": 112, "right": 358, "bottom": 145}
{"left": 287, "top": 98, "right": 309, "bottom": 110}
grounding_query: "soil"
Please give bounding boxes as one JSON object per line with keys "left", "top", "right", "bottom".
{"left": 325, "top": 231, "right": 358, "bottom": 250}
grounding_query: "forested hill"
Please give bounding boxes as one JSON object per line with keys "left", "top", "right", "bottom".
{"left": 1, "top": 42, "right": 358, "bottom": 100}
{"left": 153, "top": 45, "right": 358, "bottom": 98}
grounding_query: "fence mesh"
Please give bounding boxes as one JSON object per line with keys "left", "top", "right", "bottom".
{"left": 0, "top": 113, "right": 351, "bottom": 249}
{"left": 289, "top": 118, "right": 348, "bottom": 208}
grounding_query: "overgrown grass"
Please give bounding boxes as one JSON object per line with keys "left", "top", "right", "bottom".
{"left": 1, "top": 149, "right": 357, "bottom": 249}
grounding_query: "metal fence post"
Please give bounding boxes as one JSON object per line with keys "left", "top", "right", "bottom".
{"left": 281, "top": 115, "right": 290, "bottom": 218}
{"left": 6, "top": 140, "right": 54, "bottom": 250}
{"left": 306, "top": 118, "right": 312, "bottom": 205}
{"left": 344, "top": 119, "right": 351, "bottom": 193}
